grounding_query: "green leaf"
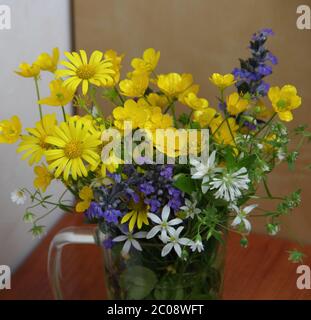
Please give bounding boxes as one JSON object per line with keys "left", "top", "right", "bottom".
{"left": 102, "top": 87, "right": 118, "bottom": 101}
{"left": 287, "top": 249, "right": 306, "bottom": 263}
{"left": 154, "top": 275, "right": 184, "bottom": 300}
{"left": 173, "top": 174, "right": 196, "bottom": 195}
{"left": 178, "top": 113, "right": 190, "bottom": 125}
{"left": 286, "top": 151, "right": 299, "bottom": 171}
{"left": 120, "top": 266, "right": 157, "bottom": 300}
{"left": 23, "top": 211, "right": 35, "bottom": 223}
{"left": 30, "top": 225, "right": 45, "bottom": 237}
{"left": 223, "top": 147, "right": 236, "bottom": 170}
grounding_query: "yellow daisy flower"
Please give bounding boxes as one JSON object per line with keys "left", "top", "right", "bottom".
{"left": 45, "top": 117, "right": 102, "bottom": 180}
{"left": 121, "top": 200, "right": 150, "bottom": 231}
{"left": 268, "top": 85, "right": 302, "bottom": 122}
{"left": 0, "top": 115, "right": 22, "bottom": 144}
{"left": 56, "top": 50, "right": 115, "bottom": 95}
{"left": 36, "top": 47, "right": 59, "bottom": 73}
{"left": 76, "top": 186, "right": 94, "bottom": 212}
{"left": 17, "top": 114, "right": 57, "bottom": 165}
{"left": 38, "top": 79, "right": 74, "bottom": 106}
{"left": 34, "top": 164, "right": 53, "bottom": 192}
{"left": 15, "top": 63, "right": 40, "bottom": 78}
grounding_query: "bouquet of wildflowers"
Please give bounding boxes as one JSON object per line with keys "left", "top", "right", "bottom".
{"left": 1, "top": 29, "right": 310, "bottom": 299}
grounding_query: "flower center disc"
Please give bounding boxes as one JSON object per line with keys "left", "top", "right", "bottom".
{"left": 76, "top": 64, "right": 96, "bottom": 80}
{"left": 64, "top": 140, "right": 82, "bottom": 158}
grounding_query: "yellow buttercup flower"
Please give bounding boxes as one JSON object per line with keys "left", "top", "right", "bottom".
{"left": 268, "top": 85, "right": 301, "bottom": 122}
{"left": 154, "top": 128, "right": 189, "bottom": 158}
{"left": 226, "top": 92, "right": 249, "bottom": 115}
{"left": 36, "top": 47, "right": 59, "bottom": 73}
{"left": 38, "top": 79, "right": 74, "bottom": 106}
{"left": 56, "top": 50, "right": 115, "bottom": 95}
{"left": 119, "top": 72, "right": 149, "bottom": 97}
{"left": 178, "top": 84, "right": 200, "bottom": 105}
{"left": 121, "top": 200, "right": 149, "bottom": 231}
{"left": 17, "top": 114, "right": 57, "bottom": 165}
{"left": 131, "top": 48, "right": 160, "bottom": 74}
{"left": 144, "top": 109, "right": 173, "bottom": 131}
{"left": 193, "top": 108, "right": 217, "bottom": 127}
{"left": 0, "top": 116, "right": 22, "bottom": 144}
{"left": 146, "top": 93, "right": 169, "bottom": 109}
{"left": 76, "top": 186, "right": 94, "bottom": 212}
{"left": 113, "top": 99, "right": 150, "bottom": 130}
{"left": 15, "top": 63, "right": 40, "bottom": 78}
{"left": 210, "top": 116, "right": 238, "bottom": 146}
{"left": 45, "top": 117, "right": 102, "bottom": 180}
{"left": 34, "top": 164, "right": 53, "bottom": 192}
{"left": 184, "top": 92, "right": 209, "bottom": 110}
{"left": 209, "top": 73, "right": 235, "bottom": 90}
{"left": 104, "top": 49, "right": 124, "bottom": 84}
{"left": 157, "top": 73, "right": 194, "bottom": 97}
{"left": 156, "top": 73, "right": 193, "bottom": 97}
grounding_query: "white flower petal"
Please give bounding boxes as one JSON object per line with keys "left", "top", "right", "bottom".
{"left": 231, "top": 216, "right": 242, "bottom": 227}
{"left": 122, "top": 239, "right": 132, "bottom": 255}
{"left": 243, "top": 218, "right": 252, "bottom": 232}
{"left": 174, "top": 243, "right": 182, "bottom": 257}
{"left": 146, "top": 226, "right": 161, "bottom": 239}
{"left": 168, "top": 218, "right": 182, "bottom": 226}
{"left": 243, "top": 204, "right": 258, "bottom": 215}
{"left": 161, "top": 243, "right": 174, "bottom": 257}
{"left": 179, "top": 237, "right": 191, "bottom": 246}
{"left": 131, "top": 239, "right": 142, "bottom": 251}
{"left": 162, "top": 205, "right": 171, "bottom": 221}
{"left": 175, "top": 226, "right": 184, "bottom": 237}
{"left": 133, "top": 231, "right": 147, "bottom": 239}
{"left": 113, "top": 235, "right": 128, "bottom": 242}
{"left": 147, "top": 213, "right": 162, "bottom": 224}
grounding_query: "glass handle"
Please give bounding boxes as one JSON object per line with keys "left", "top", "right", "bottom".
{"left": 48, "top": 226, "right": 99, "bottom": 300}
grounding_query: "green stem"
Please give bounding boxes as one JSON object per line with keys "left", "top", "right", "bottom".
{"left": 263, "top": 176, "right": 273, "bottom": 198}
{"left": 114, "top": 85, "right": 124, "bottom": 104}
{"left": 61, "top": 106, "right": 67, "bottom": 122}
{"left": 225, "top": 117, "right": 238, "bottom": 149}
{"left": 253, "top": 113, "right": 277, "bottom": 138}
{"left": 34, "top": 77, "right": 43, "bottom": 120}
{"left": 171, "top": 103, "right": 178, "bottom": 128}
{"left": 164, "top": 99, "right": 175, "bottom": 114}
{"left": 90, "top": 87, "right": 103, "bottom": 117}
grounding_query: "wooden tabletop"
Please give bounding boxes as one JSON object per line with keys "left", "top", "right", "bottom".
{"left": 1, "top": 214, "right": 311, "bottom": 300}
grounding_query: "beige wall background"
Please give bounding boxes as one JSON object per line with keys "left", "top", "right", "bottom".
{"left": 72, "top": 0, "right": 311, "bottom": 243}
